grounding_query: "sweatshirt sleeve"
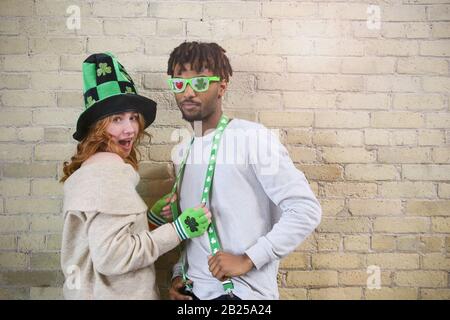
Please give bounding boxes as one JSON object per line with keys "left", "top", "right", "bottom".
{"left": 244, "top": 126, "right": 322, "bottom": 270}
{"left": 88, "top": 213, "right": 180, "bottom": 276}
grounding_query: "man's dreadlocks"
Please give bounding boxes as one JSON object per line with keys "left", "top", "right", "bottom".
{"left": 167, "top": 41, "right": 233, "bottom": 82}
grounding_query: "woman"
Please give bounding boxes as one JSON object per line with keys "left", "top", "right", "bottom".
{"left": 60, "top": 52, "right": 210, "bottom": 299}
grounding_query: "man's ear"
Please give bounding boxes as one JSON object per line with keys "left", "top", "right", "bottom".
{"left": 217, "top": 80, "right": 228, "bottom": 99}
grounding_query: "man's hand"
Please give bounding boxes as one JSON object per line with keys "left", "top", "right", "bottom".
{"left": 169, "top": 276, "right": 193, "bottom": 300}
{"left": 207, "top": 251, "right": 254, "bottom": 281}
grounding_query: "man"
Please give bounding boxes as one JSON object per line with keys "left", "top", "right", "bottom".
{"left": 149, "top": 41, "right": 322, "bottom": 300}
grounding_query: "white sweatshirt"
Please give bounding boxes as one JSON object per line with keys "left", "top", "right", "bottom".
{"left": 172, "top": 119, "right": 322, "bottom": 300}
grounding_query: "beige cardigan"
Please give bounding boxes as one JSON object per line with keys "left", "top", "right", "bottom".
{"left": 61, "top": 160, "right": 179, "bottom": 300}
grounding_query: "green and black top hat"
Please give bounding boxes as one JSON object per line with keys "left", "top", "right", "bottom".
{"left": 73, "top": 52, "right": 157, "bottom": 141}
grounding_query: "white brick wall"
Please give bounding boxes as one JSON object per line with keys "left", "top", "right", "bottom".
{"left": 0, "top": 0, "right": 449, "bottom": 300}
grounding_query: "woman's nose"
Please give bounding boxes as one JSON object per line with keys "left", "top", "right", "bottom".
{"left": 122, "top": 120, "right": 134, "bottom": 133}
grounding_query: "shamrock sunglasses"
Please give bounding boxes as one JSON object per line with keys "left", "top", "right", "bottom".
{"left": 167, "top": 76, "right": 221, "bottom": 93}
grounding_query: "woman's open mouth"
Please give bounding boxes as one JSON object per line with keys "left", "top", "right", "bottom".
{"left": 118, "top": 138, "right": 133, "bottom": 150}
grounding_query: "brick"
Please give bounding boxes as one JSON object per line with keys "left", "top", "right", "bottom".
{"left": 0, "top": 128, "right": 16, "bottom": 141}
{"left": 30, "top": 37, "right": 84, "bottom": 54}
{"left": 383, "top": 5, "right": 426, "bottom": 21}
{"left": 0, "top": 235, "right": 16, "bottom": 250}
{"left": 3, "top": 163, "right": 57, "bottom": 178}
{"left": 318, "top": 217, "right": 371, "bottom": 233}
{"left": 242, "top": 20, "right": 271, "bottom": 37}
{"left": 379, "top": 147, "right": 431, "bottom": 163}
{"left": 438, "top": 184, "right": 450, "bottom": 198}
{"left": 310, "top": 288, "right": 362, "bottom": 300}
{"left": 3, "top": 55, "right": 59, "bottom": 72}
{"left": 0, "top": 144, "right": 33, "bottom": 161}
{"left": 0, "top": 179, "right": 29, "bottom": 196}
{"left": 315, "top": 76, "right": 363, "bottom": 92}
{"left": 337, "top": 93, "right": 389, "bottom": 109}
{"left": 280, "top": 253, "right": 309, "bottom": 269}
{"left": 227, "top": 73, "right": 256, "bottom": 92}
{"left": 364, "top": 129, "right": 390, "bottom": 145}
{"left": 341, "top": 57, "right": 395, "bottom": 74}
{"left": 151, "top": 2, "right": 197, "bottom": 19}
{"left": 0, "top": 36, "right": 27, "bottom": 54}
{"left": 315, "top": 111, "right": 370, "bottom": 128}
{"left": 404, "top": 165, "right": 450, "bottom": 180}
{"left": 367, "top": 253, "right": 420, "bottom": 270}
{"left": 314, "top": 39, "right": 364, "bottom": 56}
{"left": 380, "top": 182, "right": 435, "bottom": 198}
{"left": 286, "top": 271, "right": 338, "bottom": 287}
{"left": 345, "top": 164, "right": 399, "bottom": 181}
{"left": 259, "top": 112, "right": 313, "bottom": 128}
{"left": 418, "top": 130, "right": 445, "bottom": 146}
{"left": 297, "top": 164, "right": 343, "bottom": 181}
{"left": 432, "top": 217, "right": 450, "bottom": 232}
{"left": 318, "top": 199, "right": 345, "bottom": 216}
{"left": 367, "top": 75, "right": 421, "bottom": 93}
{"left": 284, "top": 93, "right": 336, "bottom": 109}
{"left": 30, "top": 287, "right": 63, "bottom": 300}
{"left": 279, "top": 288, "right": 307, "bottom": 300}
{"left": 426, "top": 113, "right": 450, "bottom": 128}
{"left": 432, "top": 22, "right": 450, "bottom": 37}
{"left": 423, "top": 77, "right": 450, "bottom": 93}
{"left": 30, "top": 252, "right": 61, "bottom": 270}
{"left": 157, "top": 20, "right": 183, "bottom": 37}
{"left": 0, "top": 252, "right": 28, "bottom": 269}
{"left": 46, "top": 234, "right": 62, "bottom": 251}
{"left": 312, "top": 253, "right": 362, "bottom": 269}
{"left": 18, "top": 234, "right": 46, "bottom": 252}
{"left": 348, "top": 199, "right": 402, "bottom": 216}
{"left": 2, "top": 90, "right": 56, "bottom": 107}
{"left": 232, "top": 55, "right": 283, "bottom": 72}
{"left": 36, "top": 0, "right": 91, "bottom": 17}
{"left": 371, "top": 235, "right": 396, "bottom": 252}
{"left": 322, "top": 147, "right": 376, "bottom": 163}
{"left": 88, "top": 37, "right": 140, "bottom": 54}
{"left": 30, "top": 215, "right": 63, "bottom": 232}
{"left": 406, "top": 200, "right": 450, "bottom": 216}
{"left": 339, "top": 270, "right": 392, "bottom": 287}
{"left": 343, "top": 235, "right": 370, "bottom": 252}
{"left": 421, "top": 289, "right": 450, "bottom": 300}
{"left": 204, "top": 3, "right": 260, "bottom": 19}
{"left": 33, "top": 109, "right": 79, "bottom": 126}
{"left": 0, "top": 74, "right": 29, "bottom": 89}
{"left": 313, "top": 130, "right": 363, "bottom": 147}
{"left": 371, "top": 112, "right": 424, "bottom": 128}
{"left": 366, "top": 288, "right": 418, "bottom": 300}
{"left": 432, "top": 148, "right": 450, "bottom": 163}
{"left": 225, "top": 92, "right": 281, "bottom": 110}
{"left": 316, "top": 234, "right": 341, "bottom": 251}
{"left": 322, "top": 182, "right": 377, "bottom": 198}
{"left": 420, "top": 40, "right": 450, "bottom": 57}
{"left": 93, "top": 1, "right": 147, "bottom": 17}
{"left": 6, "top": 198, "right": 61, "bottom": 215}
{"left": 187, "top": 20, "right": 241, "bottom": 40}
{"left": 374, "top": 217, "right": 429, "bottom": 233}
{"left": 288, "top": 146, "right": 317, "bottom": 163}
{"left": 287, "top": 57, "right": 340, "bottom": 73}
{"left": 35, "top": 144, "right": 75, "bottom": 161}
{"left": 0, "top": 0, "right": 33, "bottom": 16}
{"left": 397, "top": 57, "right": 448, "bottom": 75}
{"left": 0, "top": 19, "right": 19, "bottom": 34}
{"left": 319, "top": 3, "right": 368, "bottom": 20}
{"left": 31, "top": 179, "right": 63, "bottom": 196}
{"left": 397, "top": 236, "right": 423, "bottom": 252}
{"left": 405, "top": 22, "right": 431, "bottom": 38}
{"left": 0, "top": 271, "right": 63, "bottom": 287}
{"left": 393, "top": 94, "right": 446, "bottom": 110}
{"left": 422, "top": 253, "right": 450, "bottom": 270}
{"left": 17, "top": 127, "right": 44, "bottom": 142}
{"left": 394, "top": 271, "right": 447, "bottom": 287}
{"left": 0, "top": 216, "right": 28, "bottom": 233}
{"left": 257, "top": 74, "right": 311, "bottom": 91}
{"left": 365, "top": 40, "right": 418, "bottom": 56}
{"left": 262, "top": 2, "right": 316, "bottom": 18}
{"left": 104, "top": 19, "right": 156, "bottom": 36}
{"left": 31, "top": 72, "right": 81, "bottom": 90}
{"left": 257, "top": 38, "right": 313, "bottom": 55}
{"left": 421, "top": 236, "right": 444, "bottom": 253}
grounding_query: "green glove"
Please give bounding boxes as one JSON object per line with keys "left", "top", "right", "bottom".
{"left": 147, "top": 193, "right": 172, "bottom": 226}
{"left": 173, "top": 207, "right": 209, "bottom": 241}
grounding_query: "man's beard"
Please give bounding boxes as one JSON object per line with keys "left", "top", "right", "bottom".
{"left": 179, "top": 102, "right": 215, "bottom": 122}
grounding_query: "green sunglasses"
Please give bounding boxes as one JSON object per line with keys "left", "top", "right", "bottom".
{"left": 167, "top": 76, "right": 220, "bottom": 93}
